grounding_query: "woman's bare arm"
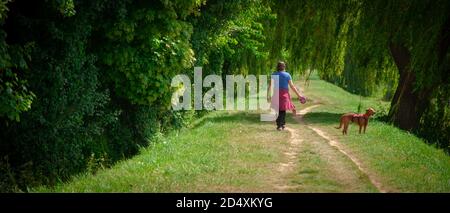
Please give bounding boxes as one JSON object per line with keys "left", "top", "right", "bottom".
{"left": 288, "top": 80, "right": 302, "bottom": 99}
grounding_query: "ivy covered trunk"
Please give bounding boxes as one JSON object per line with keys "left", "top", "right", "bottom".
{"left": 388, "top": 43, "right": 433, "bottom": 131}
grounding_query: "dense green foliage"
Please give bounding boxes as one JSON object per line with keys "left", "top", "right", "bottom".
{"left": 0, "top": 0, "right": 34, "bottom": 122}
{"left": 190, "top": 0, "right": 275, "bottom": 76}
{"left": 0, "top": 0, "right": 273, "bottom": 192}
{"left": 0, "top": 0, "right": 449, "bottom": 191}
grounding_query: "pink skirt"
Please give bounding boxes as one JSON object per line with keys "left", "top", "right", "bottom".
{"left": 271, "top": 88, "right": 296, "bottom": 111}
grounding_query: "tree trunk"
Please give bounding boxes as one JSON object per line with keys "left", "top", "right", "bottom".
{"left": 387, "top": 43, "right": 433, "bottom": 131}
{"left": 437, "top": 13, "right": 450, "bottom": 84}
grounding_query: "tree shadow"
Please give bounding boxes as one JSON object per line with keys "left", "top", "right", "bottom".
{"left": 303, "top": 112, "right": 342, "bottom": 125}
{"left": 191, "top": 112, "right": 265, "bottom": 129}
{"left": 304, "top": 111, "right": 388, "bottom": 125}
{"left": 190, "top": 111, "right": 354, "bottom": 130}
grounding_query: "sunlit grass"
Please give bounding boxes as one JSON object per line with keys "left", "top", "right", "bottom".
{"left": 34, "top": 112, "right": 290, "bottom": 192}
{"left": 35, "top": 77, "right": 450, "bottom": 192}
{"left": 301, "top": 79, "right": 450, "bottom": 192}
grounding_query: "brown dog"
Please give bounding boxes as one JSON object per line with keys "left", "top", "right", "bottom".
{"left": 335, "top": 108, "right": 376, "bottom": 135}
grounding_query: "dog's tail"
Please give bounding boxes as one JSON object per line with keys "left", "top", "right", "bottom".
{"left": 335, "top": 117, "right": 343, "bottom": 129}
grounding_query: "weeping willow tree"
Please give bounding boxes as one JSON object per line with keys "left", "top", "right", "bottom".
{"left": 270, "top": 0, "right": 450, "bottom": 137}
{"left": 350, "top": 0, "right": 449, "bottom": 133}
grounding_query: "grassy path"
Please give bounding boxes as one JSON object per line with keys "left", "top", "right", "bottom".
{"left": 307, "top": 125, "right": 386, "bottom": 192}
{"left": 35, "top": 77, "right": 450, "bottom": 192}
{"left": 279, "top": 105, "right": 377, "bottom": 192}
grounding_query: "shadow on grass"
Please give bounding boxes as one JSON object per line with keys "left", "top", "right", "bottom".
{"left": 303, "top": 112, "right": 342, "bottom": 125}
{"left": 191, "top": 112, "right": 265, "bottom": 129}
{"left": 304, "top": 111, "right": 389, "bottom": 125}
{"left": 191, "top": 111, "right": 358, "bottom": 130}
{"left": 192, "top": 111, "right": 346, "bottom": 129}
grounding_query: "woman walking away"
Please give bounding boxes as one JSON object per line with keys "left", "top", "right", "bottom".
{"left": 268, "top": 61, "right": 305, "bottom": 131}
